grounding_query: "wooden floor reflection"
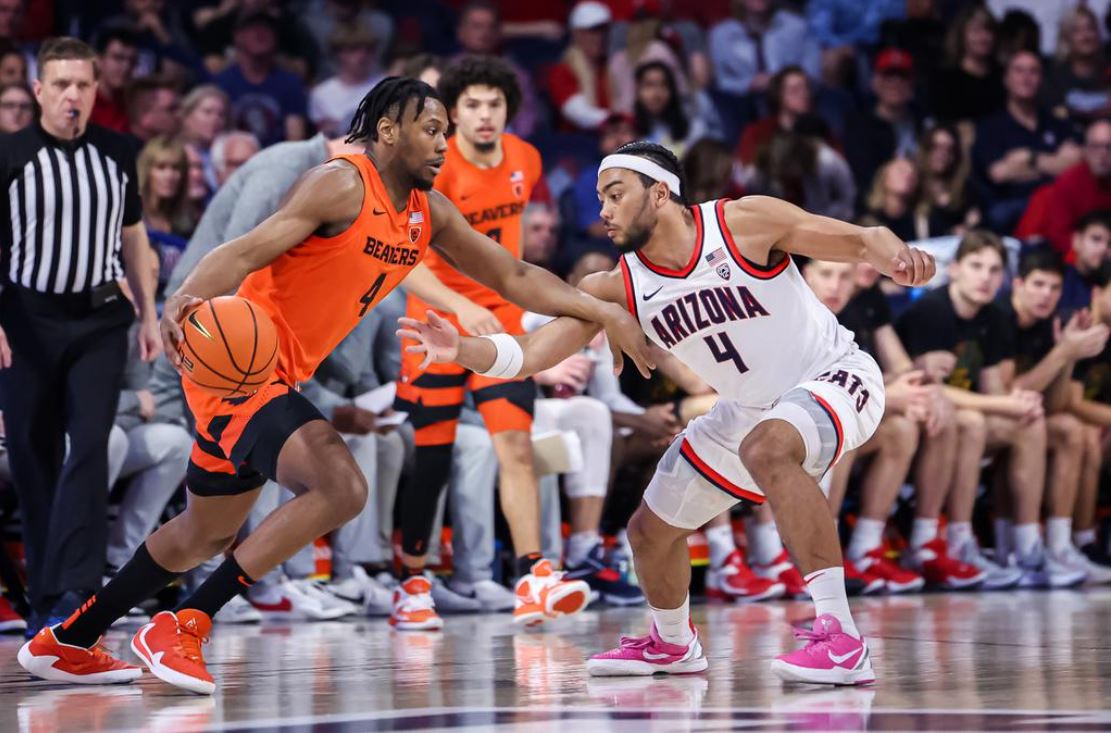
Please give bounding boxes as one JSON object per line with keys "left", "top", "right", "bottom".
{"left": 2, "top": 589, "right": 1110, "bottom": 732}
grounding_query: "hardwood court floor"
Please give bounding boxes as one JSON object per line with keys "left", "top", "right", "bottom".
{"left": 1, "top": 588, "right": 1110, "bottom": 732}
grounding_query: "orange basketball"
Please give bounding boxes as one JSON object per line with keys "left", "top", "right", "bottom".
{"left": 178, "top": 296, "right": 279, "bottom": 398}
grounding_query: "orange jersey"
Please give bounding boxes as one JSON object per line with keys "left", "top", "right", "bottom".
{"left": 184, "top": 153, "right": 431, "bottom": 418}
{"left": 419, "top": 133, "right": 542, "bottom": 312}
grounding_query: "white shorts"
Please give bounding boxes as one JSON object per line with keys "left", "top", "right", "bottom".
{"left": 643, "top": 347, "right": 885, "bottom": 530}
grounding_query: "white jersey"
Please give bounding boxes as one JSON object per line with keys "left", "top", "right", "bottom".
{"left": 619, "top": 199, "right": 856, "bottom": 409}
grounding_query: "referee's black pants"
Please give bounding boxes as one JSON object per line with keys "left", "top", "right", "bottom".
{"left": 0, "top": 285, "right": 133, "bottom": 615}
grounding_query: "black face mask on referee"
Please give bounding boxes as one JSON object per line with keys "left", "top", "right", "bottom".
{"left": 0, "top": 37, "right": 160, "bottom": 634}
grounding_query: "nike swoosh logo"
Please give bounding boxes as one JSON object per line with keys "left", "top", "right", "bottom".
{"left": 137, "top": 624, "right": 156, "bottom": 665}
{"left": 642, "top": 651, "right": 675, "bottom": 661}
{"left": 187, "top": 311, "right": 214, "bottom": 340}
{"left": 237, "top": 575, "right": 251, "bottom": 587}
{"left": 828, "top": 648, "right": 862, "bottom": 665}
{"left": 373, "top": 208, "right": 386, "bottom": 215}
{"left": 642, "top": 285, "right": 663, "bottom": 301}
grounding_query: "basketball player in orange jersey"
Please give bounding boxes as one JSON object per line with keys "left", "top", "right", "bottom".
{"left": 392, "top": 56, "right": 588, "bottom": 628}
{"left": 17, "top": 78, "right": 653, "bottom": 695}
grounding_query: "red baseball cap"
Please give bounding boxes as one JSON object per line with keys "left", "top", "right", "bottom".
{"left": 875, "top": 48, "right": 914, "bottom": 75}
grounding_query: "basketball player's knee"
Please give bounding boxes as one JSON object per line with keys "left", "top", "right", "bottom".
{"left": 1049, "top": 413, "right": 1084, "bottom": 453}
{"left": 328, "top": 467, "right": 370, "bottom": 524}
{"left": 626, "top": 505, "right": 665, "bottom": 556}
{"left": 885, "top": 415, "right": 920, "bottom": 459}
{"left": 740, "top": 424, "right": 800, "bottom": 485}
{"left": 956, "top": 409, "right": 987, "bottom": 448}
{"left": 566, "top": 397, "right": 613, "bottom": 435}
{"left": 493, "top": 431, "right": 535, "bottom": 471}
{"left": 1014, "top": 414, "right": 1047, "bottom": 449}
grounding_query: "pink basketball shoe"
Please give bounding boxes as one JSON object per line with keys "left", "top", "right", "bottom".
{"left": 771, "top": 614, "right": 875, "bottom": 686}
{"left": 586, "top": 623, "right": 708, "bottom": 677}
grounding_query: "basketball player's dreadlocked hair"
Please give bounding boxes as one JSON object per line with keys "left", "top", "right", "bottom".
{"left": 611, "top": 140, "right": 689, "bottom": 205}
{"left": 346, "top": 76, "right": 441, "bottom": 144}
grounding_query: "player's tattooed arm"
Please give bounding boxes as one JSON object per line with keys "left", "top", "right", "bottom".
{"left": 426, "top": 192, "right": 656, "bottom": 376}
{"left": 161, "top": 161, "right": 363, "bottom": 364}
{"left": 722, "top": 196, "right": 936, "bottom": 287}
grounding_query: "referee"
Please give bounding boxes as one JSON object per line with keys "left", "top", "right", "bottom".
{"left": 0, "top": 37, "right": 159, "bottom": 637}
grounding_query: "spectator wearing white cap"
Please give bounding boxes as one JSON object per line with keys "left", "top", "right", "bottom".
{"left": 547, "top": 1, "right": 614, "bottom": 130}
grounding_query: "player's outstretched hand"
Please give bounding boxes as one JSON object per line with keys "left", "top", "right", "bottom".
{"left": 889, "top": 247, "right": 936, "bottom": 287}
{"left": 397, "top": 310, "right": 461, "bottom": 370}
{"left": 602, "top": 305, "right": 656, "bottom": 378}
{"left": 161, "top": 293, "right": 204, "bottom": 368}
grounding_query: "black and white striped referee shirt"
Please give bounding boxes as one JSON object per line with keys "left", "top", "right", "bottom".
{"left": 0, "top": 120, "right": 141, "bottom": 294}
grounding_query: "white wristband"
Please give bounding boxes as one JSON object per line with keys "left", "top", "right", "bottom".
{"left": 475, "top": 333, "right": 524, "bottom": 379}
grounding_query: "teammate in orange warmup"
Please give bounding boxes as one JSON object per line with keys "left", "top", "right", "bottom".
{"left": 18, "top": 78, "right": 652, "bottom": 695}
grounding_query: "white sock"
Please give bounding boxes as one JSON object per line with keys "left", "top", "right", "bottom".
{"left": 805, "top": 567, "right": 859, "bottom": 638}
{"left": 1074, "top": 528, "right": 1097, "bottom": 548}
{"left": 946, "top": 521, "right": 973, "bottom": 551}
{"left": 1045, "top": 517, "right": 1072, "bottom": 553}
{"left": 847, "top": 518, "right": 886, "bottom": 560}
{"left": 910, "top": 517, "right": 939, "bottom": 549}
{"left": 566, "top": 531, "right": 602, "bottom": 567}
{"left": 994, "top": 518, "right": 1014, "bottom": 558}
{"left": 747, "top": 520, "right": 784, "bottom": 565}
{"left": 1013, "top": 523, "right": 1040, "bottom": 560}
{"left": 704, "top": 524, "right": 736, "bottom": 568}
{"left": 650, "top": 594, "right": 694, "bottom": 645}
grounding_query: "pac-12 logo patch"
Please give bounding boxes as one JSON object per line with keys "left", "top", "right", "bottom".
{"left": 409, "top": 210, "right": 424, "bottom": 243}
{"left": 510, "top": 170, "right": 525, "bottom": 199}
{"left": 705, "top": 247, "right": 730, "bottom": 280}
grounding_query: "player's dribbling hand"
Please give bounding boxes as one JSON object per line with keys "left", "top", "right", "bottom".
{"left": 397, "top": 310, "right": 461, "bottom": 370}
{"left": 160, "top": 293, "right": 204, "bottom": 368}
{"left": 889, "top": 247, "right": 936, "bottom": 287}
{"left": 602, "top": 305, "right": 655, "bottom": 378}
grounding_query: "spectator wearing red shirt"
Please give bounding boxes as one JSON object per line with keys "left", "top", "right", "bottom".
{"left": 1042, "top": 119, "right": 1111, "bottom": 256}
{"left": 548, "top": 2, "right": 613, "bottom": 131}
{"left": 90, "top": 27, "right": 138, "bottom": 134}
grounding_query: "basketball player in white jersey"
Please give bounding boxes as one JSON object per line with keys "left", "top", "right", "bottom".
{"left": 398, "top": 142, "right": 935, "bottom": 685}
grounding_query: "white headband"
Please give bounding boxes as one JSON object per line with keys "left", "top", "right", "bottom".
{"left": 599, "top": 154, "right": 682, "bottom": 197}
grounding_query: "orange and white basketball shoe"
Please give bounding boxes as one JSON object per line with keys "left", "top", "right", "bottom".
{"left": 390, "top": 576, "right": 444, "bottom": 631}
{"left": 513, "top": 559, "right": 591, "bottom": 625}
{"left": 130, "top": 610, "right": 215, "bottom": 695}
{"left": 18, "top": 626, "right": 142, "bottom": 684}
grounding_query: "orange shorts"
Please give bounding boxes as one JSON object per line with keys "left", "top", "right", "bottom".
{"left": 395, "top": 305, "right": 534, "bottom": 447}
{"left": 183, "top": 379, "right": 325, "bottom": 496}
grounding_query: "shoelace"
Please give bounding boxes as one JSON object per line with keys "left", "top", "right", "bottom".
{"left": 792, "top": 623, "right": 834, "bottom": 653}
{"left": 617, "top": 633, "right": 653, "bottom": 650}
{"left": 90, "top": 639, "right": 122, "bottom": 665}
{"left": 176, "top": 624, "right": 208, "bottom": 664}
